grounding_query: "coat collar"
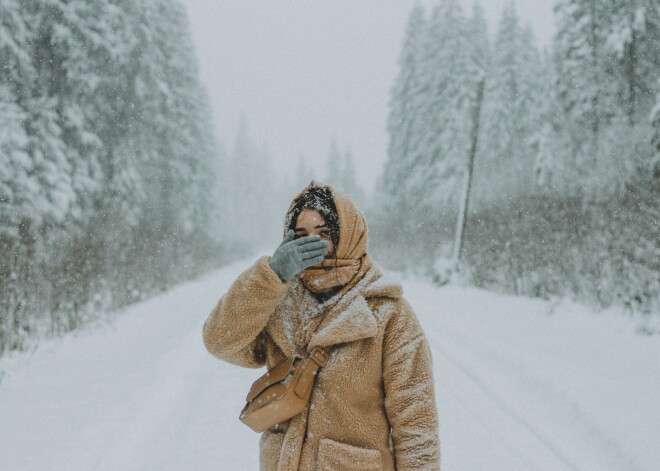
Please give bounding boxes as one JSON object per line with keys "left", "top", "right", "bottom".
{"left": 308, "top": 286, "right": 377, "bottom": 350}
{"left": 267, "top": 262, "right": 403, "bottom": 356}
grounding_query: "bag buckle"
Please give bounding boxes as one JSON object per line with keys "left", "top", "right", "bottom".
{"left": 309, "top": 348, "right": 329, "bottom": 366}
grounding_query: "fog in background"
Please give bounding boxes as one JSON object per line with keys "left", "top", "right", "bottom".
{"left": 182, "top": 0, "right": 556, "bottom": 195}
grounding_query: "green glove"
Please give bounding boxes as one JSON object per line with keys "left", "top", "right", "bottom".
{"left": 269, "top": 230, "right": 328, "bottom": 281}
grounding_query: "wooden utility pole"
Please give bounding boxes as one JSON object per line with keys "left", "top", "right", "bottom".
{"left": 452, "top": 78, "right": 485, "bottom": 271}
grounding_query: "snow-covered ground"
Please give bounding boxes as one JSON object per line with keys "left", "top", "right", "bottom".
{"left": 1, "top": 257, "right": 658, "bottom": 471}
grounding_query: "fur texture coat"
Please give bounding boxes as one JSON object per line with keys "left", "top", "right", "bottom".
{"left": 203, "top": 256, "right": 441, "bottom": 470}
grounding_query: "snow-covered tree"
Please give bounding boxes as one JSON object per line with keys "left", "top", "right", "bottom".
{"left": 0, "top": 85, "right": 31, "bottom": 240}
{"left": 414, "top": 0, "right": 475, "bottom": 207}
{"left": 339, "top": 147, "right": 365, "bottom": 209}
{"left": 377, "top": 2, "right": 427, "bottom": 217}
{"left": 295, "top": 153, "right": 315, "bottom": 190}
{"left": 477, "top": 5, "right": 545, "bottom": 202}
{"left": 326, "top": 137, "right": 344, "bottom": 188}
{"left": 466, "top": 2, "right": 490, "bottom": 76}
{"left": 554, "top": 0, "right": 616, "bottom": 161}
{"left": 0, "top": 0, "right": 227, "bottom": 353}
{"left": 378, "top": 0, "right": 490, "bottom": 226}
{"left": 373, "top": 0, "right": 659, "bottom": 314}
{"left": 653, "top": 91, "right": 660, "bottom": 174}
{"left": 553, "top": 0, "right": 658, "bottom": 193}
{"left": 0, "top": 0, "right": 34, "bottom": 239}
{"left": 374, "top": 0, "right": 489, "bottom": 271}
{"left": 224, "top": 120, "right": 278, "bottom": 248}
{"left": 531, "top": 50, "right": 572, "bottom": 192}
{"left": 605, "top": 0, "right": 660, "bottom": 124}
{"left": 0, "top": 0, "right": 32, "bottom": 99}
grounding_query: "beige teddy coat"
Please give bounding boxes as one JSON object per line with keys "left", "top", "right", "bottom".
{"left": 203, "top": 255, "right": 440, "bottom": 470}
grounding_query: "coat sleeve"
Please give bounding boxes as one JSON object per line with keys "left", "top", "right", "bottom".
{"left": 382, "top": 298, "right": 441, "bottom": 470}
{"left": 202, "top": 256, "right": 289, "bottom": 368}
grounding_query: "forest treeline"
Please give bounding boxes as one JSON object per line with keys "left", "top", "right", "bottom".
{"left": 0, "top": 0, "right": 225, "bottom": 353}
{"left": 371, "top": 0, "right": 659, "bottom": 314}
{"left": 1, "top": 0, "right": 658, "bottom": 356}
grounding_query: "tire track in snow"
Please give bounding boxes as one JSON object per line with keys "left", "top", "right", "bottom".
{"left": 56, "top": 324, "right": 207, "bottom": 471}
{"left": 435, "top": 362, "right": 551, "bottom": 471}
{"left": 101, "top": 328, "right": 205, "bottom": 470}
{"left": 427, "top": 332, "right": 585, "bottom": 471}
{"left": 424, "top": 308, "right": 643, "bottom": 471}
{"left": 50, "top": 261, "right": 262, "bottom": 471}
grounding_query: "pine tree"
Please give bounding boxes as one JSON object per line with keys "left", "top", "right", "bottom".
{"left": 375, "top": 1, "right": 490, "bottom": 262}
{"left": 255, "top": 142, "right": 281, "bottom": 240}
{"left": 414, "top": 0, "right": 474, "bottom": 208}
{"left": 1, "top": 0, "right": 228, "bottom": 352}
{"left": 295, "top": 153, "right": 314, "bottom": 190}
{"left": 531, "top": 49, "right": 572, "bottom": 192}
{"left": 0, "top": 0, "right": 35, "bottom": 238}
{"left": 378, "top": 1, "right": 426, "bottom": 216}
{"left": 339, "top": 147, "right": 365, "bottom": 209}
{"left": 209, "top": 139, "right": 230, "bottom": 242}
{"left": 375, "top": 0, "right": 486, "bottom": 270}
{"left": 227, "top": 119, "right": 254, "bottom": 239}
{"left": 554, "top": 0, "right": 659, "bottom": 192}
{"left": 326, "top": 137, "right": 344, "bottom": 188}
{"left": 601, "top": 0, "right": 660, "bottom": 186}
{"left": 652, "top": 95, "right": 660, "bottom": 174}
{"left": 605, "top": 0, "right": 660, "bottom": 124}
{"left": 554, "top": 0, "right": 615, "bottom": 162}
{"left": 0, "top": 85, "right": 31, "bottom": 240}
{"left": 0, "top": 0, "right": 32, "bottom": 102}
{"left": 479, "top": 4, "right": 544, "bottom": 201}
{"left": 226, "top": 120, "right": 277, "bottom": 248}
{"left": 466, "top": 2, "right": 490, "bottom": 78}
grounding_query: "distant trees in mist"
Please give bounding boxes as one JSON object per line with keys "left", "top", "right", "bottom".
{"left": 324, "top": 138, "right": 366, "bottom": 209}
{"left": 371, "top": 0, "right": 659, "bottom": 314}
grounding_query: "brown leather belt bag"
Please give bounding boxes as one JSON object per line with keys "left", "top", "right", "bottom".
{"left": 239, "top": 346, "right": 330, "bottom": 433}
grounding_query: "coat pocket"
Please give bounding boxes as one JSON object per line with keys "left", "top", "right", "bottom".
{"left": 317, "top": 438, "right": 382, "bottom": 471}
{"left": 259, "top": 430, "right": 284, "bottom": 471}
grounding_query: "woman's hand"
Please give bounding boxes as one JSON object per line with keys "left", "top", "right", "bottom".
{"left": 269, "top": 230, "right": 328, "bottom": 281}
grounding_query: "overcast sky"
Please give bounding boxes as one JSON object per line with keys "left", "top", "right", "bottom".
{"left": 181, "top": 0, "right": 556, "bottom": 195}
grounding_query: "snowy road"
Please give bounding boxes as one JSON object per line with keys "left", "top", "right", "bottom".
{"left": 1, "top": 258, "right": 658, "bottom": 471}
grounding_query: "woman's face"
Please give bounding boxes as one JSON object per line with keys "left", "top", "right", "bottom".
{"left": 294, "top": 208, "right": 335, "bottom": 262}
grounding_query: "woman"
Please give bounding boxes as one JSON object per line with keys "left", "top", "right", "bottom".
{"left": 203, "top": 181, "right": 440, "bottom": 470}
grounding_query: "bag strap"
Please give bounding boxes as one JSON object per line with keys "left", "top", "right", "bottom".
{"left": 253, "top": 281, "right": 355, "bottom": 400}
{"left": 293, "top": 346, "right": 329, "bottom": 399}
{"left": 299, "top": 281, "right": 358, "bottom": 365}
